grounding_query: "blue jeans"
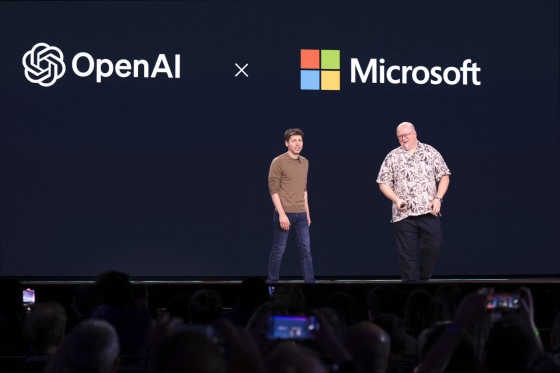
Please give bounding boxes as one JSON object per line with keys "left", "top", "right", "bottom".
{"left": 267, "top": 211, "right": 316, "bottom": 283}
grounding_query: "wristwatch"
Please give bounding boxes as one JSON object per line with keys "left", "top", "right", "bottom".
{"left": 435, "top": 196, "right": 443, "bottom": 202}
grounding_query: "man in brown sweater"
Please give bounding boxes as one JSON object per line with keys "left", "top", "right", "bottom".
{"left": 267, "top": 128, "right": 316, "bottom": 284}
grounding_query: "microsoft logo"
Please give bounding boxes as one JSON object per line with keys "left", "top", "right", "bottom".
{"left": 300, "top": 49, "right": 340, "bottom": 91}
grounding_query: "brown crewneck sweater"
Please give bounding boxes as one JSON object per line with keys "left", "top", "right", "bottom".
{"left": 268, "top": 152, "right": 308, "bottom": 213}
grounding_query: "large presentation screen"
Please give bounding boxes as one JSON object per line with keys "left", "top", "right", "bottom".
{"left": 1, "top": 1, "right": 558, "bottom": 279}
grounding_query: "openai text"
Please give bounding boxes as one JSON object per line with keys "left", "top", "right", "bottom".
{"left": 72, "top": 53, "right": 181, "bottom": 83}
{"left": 350, "top": 58, "right": 481, "bottom": 85}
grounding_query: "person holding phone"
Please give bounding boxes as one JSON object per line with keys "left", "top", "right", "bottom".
{"left": 267, "top": 128, "right": 316, "bottom": 284}
{"left": 377, "top": 122, "right": 451, "bottom": 283}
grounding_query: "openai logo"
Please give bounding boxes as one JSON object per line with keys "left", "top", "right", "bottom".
{"left": 22, "top": 43, "right": 66, "bottom": 87}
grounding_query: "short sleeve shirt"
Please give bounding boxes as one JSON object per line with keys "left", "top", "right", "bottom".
{"left": 377, "top": 141, "right": 451, "bottom": 222}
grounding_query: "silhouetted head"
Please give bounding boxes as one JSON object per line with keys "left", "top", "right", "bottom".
{"left": 188, "top": 289, "right": 223, "bottom": 324}
{"left": 95, "top": 270, "right": 132, "bottom": 308}
{"left": 485, "top": 314, "right": 539, "bottom": 373}
{"left": 153, "top": 327, "right": 225, "bottom": 373}
{"left": 24, "top": 301, "right": 67, "bottom": 354}
{"left": 65, "top": 319, "right": 120, "bottom": 373}
{"left": 345, "top": 321, "right": 391, "bottom": 373}
{"left": 237, "top": 277, "right": 269, "bottom": 310}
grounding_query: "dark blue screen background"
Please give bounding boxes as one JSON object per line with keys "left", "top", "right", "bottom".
{"left": 1, "top": 1, "right": 558, "bottom": 278}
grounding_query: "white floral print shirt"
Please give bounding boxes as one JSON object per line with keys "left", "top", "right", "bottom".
{"left": 377, "top": 141, "right": 451, "bottom": 222}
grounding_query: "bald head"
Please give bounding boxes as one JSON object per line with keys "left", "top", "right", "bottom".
{"left": 344, "top": 321, "right": 391, "bottom": 373}
{"left": 396, "top": 122, "right": 415, "bottom": 133}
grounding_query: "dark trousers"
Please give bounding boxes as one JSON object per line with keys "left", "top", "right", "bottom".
{"left": 393, "top": 214, "right": 442, "bottom": 283}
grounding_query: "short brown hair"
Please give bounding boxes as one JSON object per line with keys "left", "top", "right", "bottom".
{"left": 284, "top": 128, "right": 304, "bottom": 141}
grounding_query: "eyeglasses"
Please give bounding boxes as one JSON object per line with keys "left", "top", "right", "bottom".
{"left": 397, "top": 131, "right": 415, "bottom": 139}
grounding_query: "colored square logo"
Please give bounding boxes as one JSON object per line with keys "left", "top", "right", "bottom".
{"left": 300, "top": 49, "right": 340, "bottom": 91}
{"left": 321, "top": 50, "right": 340, "bottom": 69}
{"left": 301, "top": 70, "right": 320, "bottom": 90}
{"left": 321, "top": 71, "right": 340, "bottom": 90}
{"left": 301, "top": 49, "right": 320, "bottom": 69}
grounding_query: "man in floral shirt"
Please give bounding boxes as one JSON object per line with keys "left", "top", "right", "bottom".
{"left": 377, "top": 122, "right": 451, "bottom": 283}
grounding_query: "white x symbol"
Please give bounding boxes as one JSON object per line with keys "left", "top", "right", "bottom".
{"left": 235, "top": 63, "right": 249, "bottom": 77}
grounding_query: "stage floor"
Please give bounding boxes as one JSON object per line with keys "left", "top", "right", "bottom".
{"left": 18, "top": 275, "right": 560, "bottom": 286}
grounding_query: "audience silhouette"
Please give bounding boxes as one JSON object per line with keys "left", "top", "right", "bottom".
{"left": 188, "top": 289, "right": 224, "bottom": 325}
{"left": 403, "top": 288, "right": 432, "bottom": 340}
{"left": 44, "top": 318, "right": 120, "bottom": 373}
{"left": 70, "top": 283, "right": 99, "bottom": 326}
{"left": 220, "top": 277, "right": 270, "bottom": 327}
{"left": 4, "top": 273, "right": 560, "bottom": 373}
{"left": 151, "top": 325, "right": 226, "bottom": 373}
{"left": 344, "top": 320, "right": 391, "bottom": 373}
{"left": 90, "top": 270, "right": 152, "bottom": 361}
{"left": 265, "top": 341, "right": 327, "bottom": 373}
{"left": 420, "top": 320, "right": 480, "bottom": 373}
{"left": 367, "top": 285, "right": 405, "bottom": 321}
{"left": 0, "top": 277, "right": 27, "bottom": 356}
{"left": 551, "top": 310, "right": 560, "bottom": 365}
{"left": 21, "top": 301, "right": 67, "bottom": 373}
{"left": 163, "top": 291, "right": 191, "bottom": 322}
{"left": 324, "top": 291, "right": 358, "bottom": 330}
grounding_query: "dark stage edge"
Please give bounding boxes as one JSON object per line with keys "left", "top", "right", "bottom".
{"left": 15, "top": 275, "right": 560, "bottom": 285}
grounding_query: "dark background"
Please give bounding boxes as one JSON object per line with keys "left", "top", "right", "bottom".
{"left": 1, "top": 1, "right": 558, "bottom": 279}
